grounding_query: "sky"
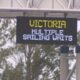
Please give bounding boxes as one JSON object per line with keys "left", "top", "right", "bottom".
{"left": 77, "top": 21, "right": 80, "bottom": 32}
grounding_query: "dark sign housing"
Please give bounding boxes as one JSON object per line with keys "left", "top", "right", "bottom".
{"left": 16, "top": 17, "right": 77, "bottom": 45}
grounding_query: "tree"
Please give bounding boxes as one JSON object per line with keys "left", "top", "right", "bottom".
{"left": 24, "top": 44, "right": 59, "bottom": 80}
{"left": 2, "top": 58, "right": 24, "bottom": 80}
{"left": 0, "top": 18, "right": 60, "bottom": 80}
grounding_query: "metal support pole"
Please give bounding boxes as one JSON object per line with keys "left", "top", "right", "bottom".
{"left": 60, "top": 54, "right": 69, "bottom": 80}
{"left": 76, "top": 53, "right": 80, "bottom": 80}
{"left": 11, "top": 0, "right": 13, "bottom": 8}
{"left": 52, "top": 0, "right": 54, "bottom": 8}
{"left": 60, "top": 46, "right": 69, "bottom": 80}
{"left": 60, "top": 11, "right": 69, "bottom": 80}
{"left": 76, "top": 45, "right": 80, "bottom": 80}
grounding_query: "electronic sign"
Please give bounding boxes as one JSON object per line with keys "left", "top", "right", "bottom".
{"left": 16, "top": 17, "right": 77, "bottom": 45}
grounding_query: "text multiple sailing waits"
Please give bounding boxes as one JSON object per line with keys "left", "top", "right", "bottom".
{"left": 23, "top": 29, "right": 73, "bottom": 42}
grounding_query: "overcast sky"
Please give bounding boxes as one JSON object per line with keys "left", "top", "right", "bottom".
{"left": 77, "top": 21, "right": 80, "bottom": 32}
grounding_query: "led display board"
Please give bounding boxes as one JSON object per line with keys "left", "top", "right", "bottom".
{"left": 16, "top": 17, "right": 77, "bottom": 45}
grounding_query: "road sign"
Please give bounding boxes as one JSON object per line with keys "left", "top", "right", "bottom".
{"left": 16, "top": 17, "right": 77, "bottom": 45}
